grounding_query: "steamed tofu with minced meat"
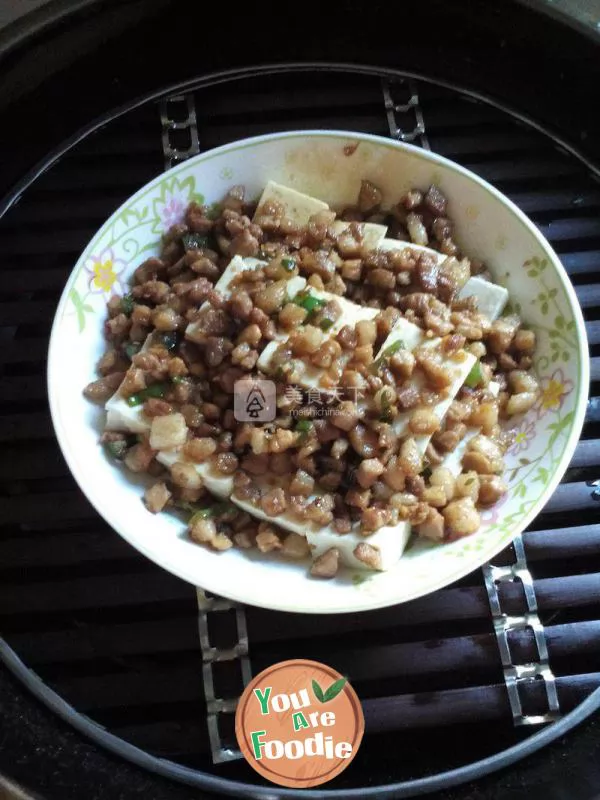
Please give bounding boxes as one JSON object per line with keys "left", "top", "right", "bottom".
{"left": 83, "top": 178, "right": 539, "bottom": 579}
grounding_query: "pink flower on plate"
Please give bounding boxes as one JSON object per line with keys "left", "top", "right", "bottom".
{"left": 151, "top": 176, "right": 201, "bottom": 234}
{"left": 84, "top": 247, "right": 126, "bottom": 295}
{"left": 536, "top": 368, "right": 574, "bottom": 419}
{"left": 507, "top": 417, "right": 536, "bottom": 456}
{"left": 158, "top": 192, "right": 187, "bottom": 231}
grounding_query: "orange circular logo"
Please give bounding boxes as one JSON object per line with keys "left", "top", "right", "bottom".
{"left": 235, "top": 659, "right": 364, "bottom": 788}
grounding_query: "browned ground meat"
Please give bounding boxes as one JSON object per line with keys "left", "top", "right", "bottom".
{"left": 87, "top": 180, "right": 537, "bottom": 576}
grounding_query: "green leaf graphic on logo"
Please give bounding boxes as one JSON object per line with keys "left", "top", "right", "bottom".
{"left": 323, "top": 677, "right": 347, "bottom": 702}
{"left": 312, "top": 679, "right": 325, "bottom": 703}
{"left": 313, "top": 677, "right": 347, "bottom": 703}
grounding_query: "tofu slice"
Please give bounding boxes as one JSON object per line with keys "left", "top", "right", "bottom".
{"left": 371, "top": 321, "right": 476, "bottom": 455}
{"left": 105, "top": 395, "right": 151, "bottom": 433}
{"left": 231, "top": 487, "right": 317, "bottom": 533}
{"left": 105, "top": 333, "right": 156, "bottom": 432}
{"left": 439, "top": 381, "right": 500, "bottom": 475}
{"left": 186, "top": 255, "right": 262, "bottom": 346}
{"left": 254, "top": 181, "right": 329, "bottom": 226}
{"left": 306, "top": 520, "right": 412, "bottom": 571}
{"left": 107, "top": 259, "right": 265, "bottom": 433}
{"left": 458, "top": 276, "right": 508, "bottom": 321}
{"left": 380, "top": 240, "right": 509, "bottom": 322}
{"left": 205, "top": 255, "right": 267, "bottom": 300}
{"left": 156, "top": 449, "right": 234, "bottom": 499}
{"left": 231, "top": 483, "right": 411, "bottom": 572}
{"left": 376, "top": 316, "right": 424, "bottom": 356}
{"left": 104, "top": 255, "right": 306, "bottom": 432}
{"left": 256, "top": 290, "right": 379, "bottom": 389}
{"left": 185, "top": 254, "right": 306, "bottom": 343}
{"left": 254, "top": 182, "right": 388, "bottom": 247}
{"left": 391, "top": 342, "right": 476, "bottom": 454}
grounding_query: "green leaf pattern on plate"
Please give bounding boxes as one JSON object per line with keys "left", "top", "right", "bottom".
{"left": 66, "top": 174, "right": 203, "bottom": 330}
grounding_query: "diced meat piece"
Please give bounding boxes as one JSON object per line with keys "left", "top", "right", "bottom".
{"left": 124, "top": 442, "right": 155, "bottom": 473}
{"left": 415, "top": 254, "right": 439, "bottom": 293}
{"left": 289, "top": 469, "right": 315, "bottom": 496}
{"left": 409, "top": 408, "right": 440, "bottom": 435}
{"left": 506, "top": 392, "right": 537, "bottom": 416}
{"left": 260, "top": 488, "right": 287, "bottom": 517}
{"left": 417, "top": 507, "right": 445, "bottom": 541}
{"left": 397, "top": 385, "right": 421, "bottom": 410}
{"left": 143, "top": 398, "right": 173, "bottom": 417}
{"left": 83, "top": 372, "right": 125, "bottom": 402}
{"left": 487, "top": 316, "right": 520, "bottom": 354}
{"left": 332, "top": 401, "right": 361, "bottom": 432}
{"left": 144, "top": 482, "right": 171, "bottom": 513}
{"left": 348, "top": 424, "right": 379, "bottom": 458}
{"left": 361, "top": 507, "right": 391, "bottom": 532}
{"left": 149, "top": 413, "right": 188, "bottom": 450}
{"left": 256, "top": 523, "right": 283, "bottom": 553}
{"left": 443, "top": 497, "right": 480, "bottom": 538}
{"left": 358, "top": 180, "right": 383, "bottom": 212}
{"left": 353, "top": 542, "right": 382, "bottom": 569}
{"left": 399, "top": 437, "right": 422, "bottom": 476}
{"left": 356, "top": 458, "right": 385, "bottom": 489}
{"left": 310, "top": 547, "right": 340, "bottom": 578}
{"left": 406, "top": 213, "right": 428, "bottom": 246}
{"left": 478, "top": 475, "right": 508, "bottom": 506}
{"left": 424, "top": 185, "right": 447, "bottom": 216}
{"left": 215, "top": 453, "right": 239, "bottom": 475}
{"left": 455, "top": 471, "right": 480, "bottom": 501}
{"left": 171, "top": 462, "right": 203, "bottom": 489}
{"left": 415, "top": 350, "right": 452, "bottom": 390}
{"left": 282, "top": 532, "right": 310, "bottom": 559}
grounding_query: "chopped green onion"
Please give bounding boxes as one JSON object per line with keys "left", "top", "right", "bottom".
{"left": 465, "top": 360, "right": 483, "bottom": 389}
{"left": 295, "top": 419, "right": 314, "bottom": 442}
{"left": 189, "top": 508, "right": 214, "bottom": 524}
{"left": 319, "top": 318, "right": 334, "bottom": 332}
{"left": 293, "top": 290, "right": 327, "bottom": 316}
{"left": 126, "top": 381, "right": 170, "bottom": 407}
{"left": 379, "top": 388, "right": 394, "bottom": 422}
{"left": 181, "top": 232, "right": 209, "bottom": 251}
{"left": 295, "top": 419, "right": 313, "bottom": 433}
{"left": 371, "top": 339, "right": 405, "bottom": 373}
{"left": 176, "top": 501, "right": 198, "bottom": 514}
{"left": 189, "top": 501, "right": 237, "bottom": 526}
{"left": 120, "top": 293, "right": 135, "bottom": 316}
{"left": 206, "top": 202, "right": 221, "bottom": 220}
{"left": 124, "top": 341, "right": 141, "bottom": 360}
{"left": 281, "top": 257, "right": 296, "bottom": 272}
{"left": 103, "top": 439, "right": 128, "bottom": 460}
{"left": 214, "top": 501, "right": 238, "bottom": 518}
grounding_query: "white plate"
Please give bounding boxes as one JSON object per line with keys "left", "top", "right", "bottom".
{"left": 48, "top": 131, "right": 588, "bottom": 613}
